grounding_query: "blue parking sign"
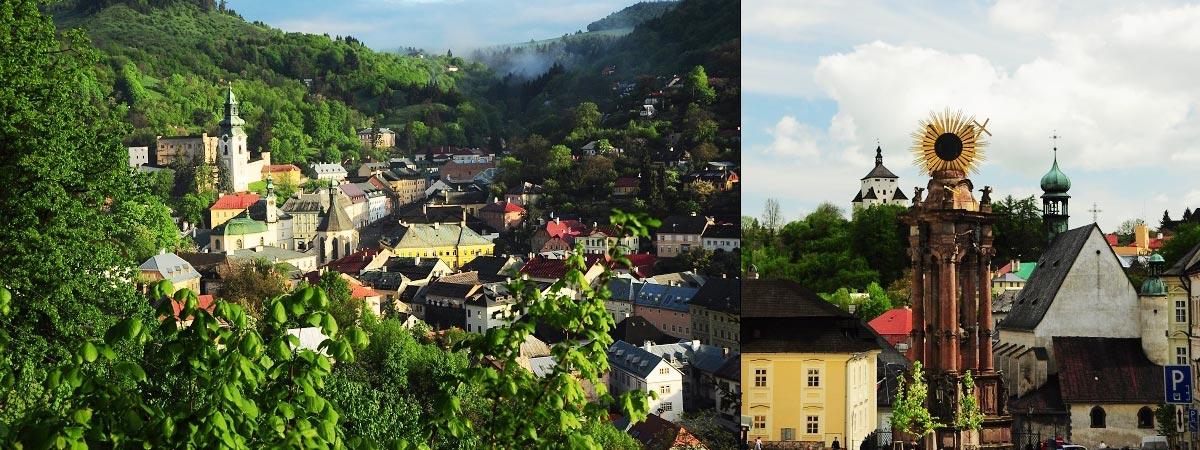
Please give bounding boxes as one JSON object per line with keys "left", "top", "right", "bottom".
{"left": 1165, "top": 365, "right": 1193, "bottom": 405}
{"left": 1189, "top": 408, "right": 1197, "bottom": 433}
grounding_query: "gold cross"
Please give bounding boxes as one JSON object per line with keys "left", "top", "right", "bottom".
{"left": 973, "top": 118, "right": 991, "bottom": 136}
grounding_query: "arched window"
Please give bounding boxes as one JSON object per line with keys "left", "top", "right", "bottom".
{"left": 1138, "top": 406, "right": 1154, "bottom": 428}
{"left": 236, "top": 239, "right": 243, "bottom": 250}
{"left": 1091, "top": 406, "right": 1106, "bottom": 428}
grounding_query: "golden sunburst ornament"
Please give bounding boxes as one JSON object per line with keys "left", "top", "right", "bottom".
{"left": 911, "top": 109, "right": 989, "bottom": 176}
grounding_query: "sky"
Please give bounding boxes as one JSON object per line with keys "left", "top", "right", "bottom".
{"left": 742, "top": 0, "right": 1200, "bottom": 234}
{"left": 228, "top": 0, "right": 637, "bottom": 53}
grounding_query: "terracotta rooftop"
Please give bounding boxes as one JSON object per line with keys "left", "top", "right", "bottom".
{"left": 211, "top": 193, "right": 261, "bottom": 210}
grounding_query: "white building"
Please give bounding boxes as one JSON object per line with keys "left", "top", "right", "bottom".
{"left": 607, "top": 340, "right": 685, "bottom": 422}
{"left": 128, "top": 146, "right": 149, "bottom": 167}
{"left": 701, "top": 223, "right": 740, "bottom": 253}
{"left": 312, "top": 163, "right": 348, "bottom": 181}
{"left": 851, "top": 146, "right": 908, "bottom": 209}
{"left": 463, "top": 284, "right": 522, "bottom": 334}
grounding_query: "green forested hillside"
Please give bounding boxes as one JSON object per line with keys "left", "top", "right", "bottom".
{"left": 52, "top": 0, "right": 501, "bottom": 166}
{"left": 586, "top": 1, "right": 678, "bottom": 31}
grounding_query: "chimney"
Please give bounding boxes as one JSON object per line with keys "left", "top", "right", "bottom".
{"left": 1011, "top": 260, "right": 1019, "bottom": 271}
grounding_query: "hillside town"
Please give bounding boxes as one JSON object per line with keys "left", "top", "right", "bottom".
{"left": 129, "top": 81, "right": 742, "bottom": 446}
{"left": 742, "top": 112, "right": 1200, "bottom": 450}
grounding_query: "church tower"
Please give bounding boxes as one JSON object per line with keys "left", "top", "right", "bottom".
{"left": 1040, "top": 144, "right": 1071, "bottom": 244}
{"left": 218, "top": 83, "right": 250, "bottom": 192}
{"left": 902, "top": 111, "right": 1010, "bottom": 449}
{"left": 315, "top": 181, "right": 357, "bottom": 264}
{"left": 265, "top": 176, "right": 278, "bottom": 224}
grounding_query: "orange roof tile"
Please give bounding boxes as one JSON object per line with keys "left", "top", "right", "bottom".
{"left": 211, "top": 193, "right": 260, "bottom": 210}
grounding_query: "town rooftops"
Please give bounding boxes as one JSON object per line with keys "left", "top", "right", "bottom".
{"left": 701, "top": 223, "right": 740, "bottom": 240}
{"left": 325, "top": 248, "right": 383, "bottom": 274}
{"left": 383, "top": 223, "right": 492, "bottom": 249}
{"left": 425, "top": 271, "right": 483, "bottom": 299}
{"left": 212, "top": 193, "right": 260, "bottom": 210}
{"left": 480, "top": 201, "right": 526, "bottom": 214}
{"left": 607, "top": 340, "right": 671, "bottom": 379}
{"left": 657, "top": 214, "right": 711, "bottom": 235}
{"left": 610, "top": 316, "right": 676, "bottom": 346}
{"left": 634, "top": 283, "right": 698, "bottom": 312}
{"left": 311, "top": 163, "right": 347, "bottom": 176}
{"left": 868, "top": 307, "right": 912, "bottom": 347}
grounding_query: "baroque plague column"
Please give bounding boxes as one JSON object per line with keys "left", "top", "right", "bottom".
{"left": 902, "top": 111, "right": 1011, "bottom": 449}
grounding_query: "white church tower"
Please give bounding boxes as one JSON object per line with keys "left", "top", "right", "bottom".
{"left": 218, "top": 83, "right": 252, "bottom": 192}
{"left": 852, "top": 145, "right": 909, "bottom": 209}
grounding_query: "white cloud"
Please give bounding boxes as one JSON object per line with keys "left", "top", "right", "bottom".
{"left": 762, "top": 116, "right": 821, "bottom": 158}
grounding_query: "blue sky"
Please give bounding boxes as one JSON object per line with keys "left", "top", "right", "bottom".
{"left": 228, "top": 0, "right": 639, "bottom": 53}
{"left": 743, "top": 0, "right": 1200, "bottom": 233}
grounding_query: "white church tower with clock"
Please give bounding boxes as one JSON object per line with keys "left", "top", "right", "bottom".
{"left": 217, "top": 83, "right": 269, "bottom": 193}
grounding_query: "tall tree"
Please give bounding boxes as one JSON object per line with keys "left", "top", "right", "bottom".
{"left": 685, "top": 65, "right": 716, "bottom": 105}
{"left": 0, "top": 0, "right": 150, "bottom": 418}
{"left": 850, "top": 204, "right": 908, "bottom": 288}
{"left": 761, "top": 198, "right": 783, "bottom": 231}
{"left": 1162, "top": 210, "right": 1174, "bottom": 230}
{"left": 1160, "top": 223, "right": 1200, "bottom": 269}
{"left": 991, "top": 195, "right": 1044, "bottom": 266}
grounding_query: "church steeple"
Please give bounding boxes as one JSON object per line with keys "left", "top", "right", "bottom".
{"left": 1040, "top": 134, "right": 1071, "bottom": 244}
{"left": 875, "top": 145, "right": 883, "bottom": 166}
{"left": 219, "top": 82, "right": 245, "bottom": 135}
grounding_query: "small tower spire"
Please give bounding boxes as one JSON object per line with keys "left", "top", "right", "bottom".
{"left": 875, "top": 144, "right": 883, "bottom": 166}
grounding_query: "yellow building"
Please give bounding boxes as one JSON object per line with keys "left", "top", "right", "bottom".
{"left": 379, "top": 222, "right": 494, "bottom": 270}
{"left": 742, "top": 279, "right": 884, "bottom": 449}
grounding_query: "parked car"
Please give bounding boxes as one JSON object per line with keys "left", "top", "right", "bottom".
{"left": 1062, "top": 444, "right": 1088, "bottom": 450}
{"left": 1141, "top": 436, "right": 1168, "bottom": 450}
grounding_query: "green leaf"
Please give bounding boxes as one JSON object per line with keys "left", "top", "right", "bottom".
{"left": 271, "top": 300, "right": 287, "bottom": 324}
{"left": 80, "top": 342, "right": 98, "bottom": 363}
{"left": 115, "top": 362, "right": 146, "bottom": 381}
{"left": 71, "top": 409, "right": 92, "bottom": 425}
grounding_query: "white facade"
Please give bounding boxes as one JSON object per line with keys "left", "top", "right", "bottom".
{"left": 366, "top": 191, "right": 388, "bottom": 224}
{"left": 702, "top": 236, "right": 740, "bottom": 252}
{"left": 128, "top": 146, "right": 149, "bottom": 167}
{"left": 464, "top": 292, "right": 522, "bottom": 335}
{"left": 312, "top": 164, "right": 348, "bottom": 181}
{"left": 579, "top": 230, "right": 639, "bottom": 255}
{"left": 608, "top": 342, "right": 685, "bottom": 423}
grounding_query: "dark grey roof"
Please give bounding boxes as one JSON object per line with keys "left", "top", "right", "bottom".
{"left": 459, "top": 256, "right": 514, "bottom": 277}
{"left": 357, "top": 271, "right": 409, "bottom": 291}
{"left": 992, "top": 289, "right": 1019, "bottom": 314}
{"left": 688, "top": 278, "right": 740, "bottom": 315}
{"left": 892, "top": 189, "right": 908, "bottom": 200}
{"left": 607, "top": 340, "right": 671, "bottom": 379}
{"left": 852, "top": 190, "right": 863, "bottom": 203}
{"left": 743, "top": 279, "right": 884, "bottom": 354}
{"left": 383, "top": 256, "right": 442, "bottom": 280}
{"left": 634, "top": 283, "right": 698, "bottom": 312}
{"left": 999, "top": 224, "right": 1126, "bottom": 331}
{"left": 742, "top": 279, "right": 851, "bottom": 319}
{"left": 862, "top": 187, "right": 878, "bottom": 200}
{"left": 280, "top": 193, "right": 325, "bottom": 214}
{"left": 610, "top": 316, "right": 675, "bottom": 346}
{"left": 1164, "top": 242, "right": 1200, "bottom": 276}
{"left": 714, "top": 354, "right": 740, "bottom": 381}
{"left": 701, "top": 223, "right": 740, "bottom": 240}
{"left": 657, "top": 214, "right": 710, "bottom": 235}
{"left": 425, "top": 271, "right": 482, "bottom": 298}
{"left": 607, "top": 278, "right": 645, "bottom": 302}
{"left": 317, "top": 193, "right": 355, "bottom": 232}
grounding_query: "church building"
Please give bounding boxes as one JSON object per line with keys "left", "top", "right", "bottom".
{"left": 851, "top": 146, "right": 909, "bottom": 209}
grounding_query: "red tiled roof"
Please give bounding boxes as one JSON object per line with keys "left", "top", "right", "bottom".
{"left": 211, "top": 193, "right": 260, "bottom": 210}
{"left": 351, "top": 285, "right": 381, "bottom": 299}
{"left": 545, "top": 220, "right": 588, "bottom": 239}
{"left": 325, "top": 248, "right": 382, "bottom": 274}
{"left": 868, "top": 308, "right": 912, "bottom": 346}
{"left": 615, "top": 177, "right": 640, "bottom": 188}
{"left": 519, "top": 257, "right": 570, "bottom": 280}
{"left": 262, "top": 164, "right": 301, "bottom": 173}
{"left": 1105, "top": 234, "right": 1119, "bottom": 246}
{"left": 481, "top": 201, "right": 526, "bottom": 214}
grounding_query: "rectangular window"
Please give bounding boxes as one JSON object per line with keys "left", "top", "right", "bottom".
{"left": 1178, "top": 347, "right": 1189, "bottom": 365}
{"left": 806, "top": 415, "right": 819, "bottom": 434}
{"left": 661, "top": 402, "right": 672, "bottom": 411}
{"left": 754, "top": 369, "right": 767, "bottom": 387}
{"left": 660, "top": 368, "right": 670, "bottom": 375}
{"left": 1177, "top": 300, "right": 1187, "bottom": 323}
{"left": 781, "top": 428, "right": 796, "bottom": 441}
{"left": 753, "top": 415, "right": 766, "bottom": 429}
{"left": 660, "top": 385, "right": 671, "bottom": 394}
{"left": 807, "top": 368, "right": 821, "bottom": 387}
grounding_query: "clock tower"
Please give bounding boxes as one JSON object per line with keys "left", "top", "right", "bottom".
{"left": 218, "top": 83, "right": 250, "bottom": 192}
